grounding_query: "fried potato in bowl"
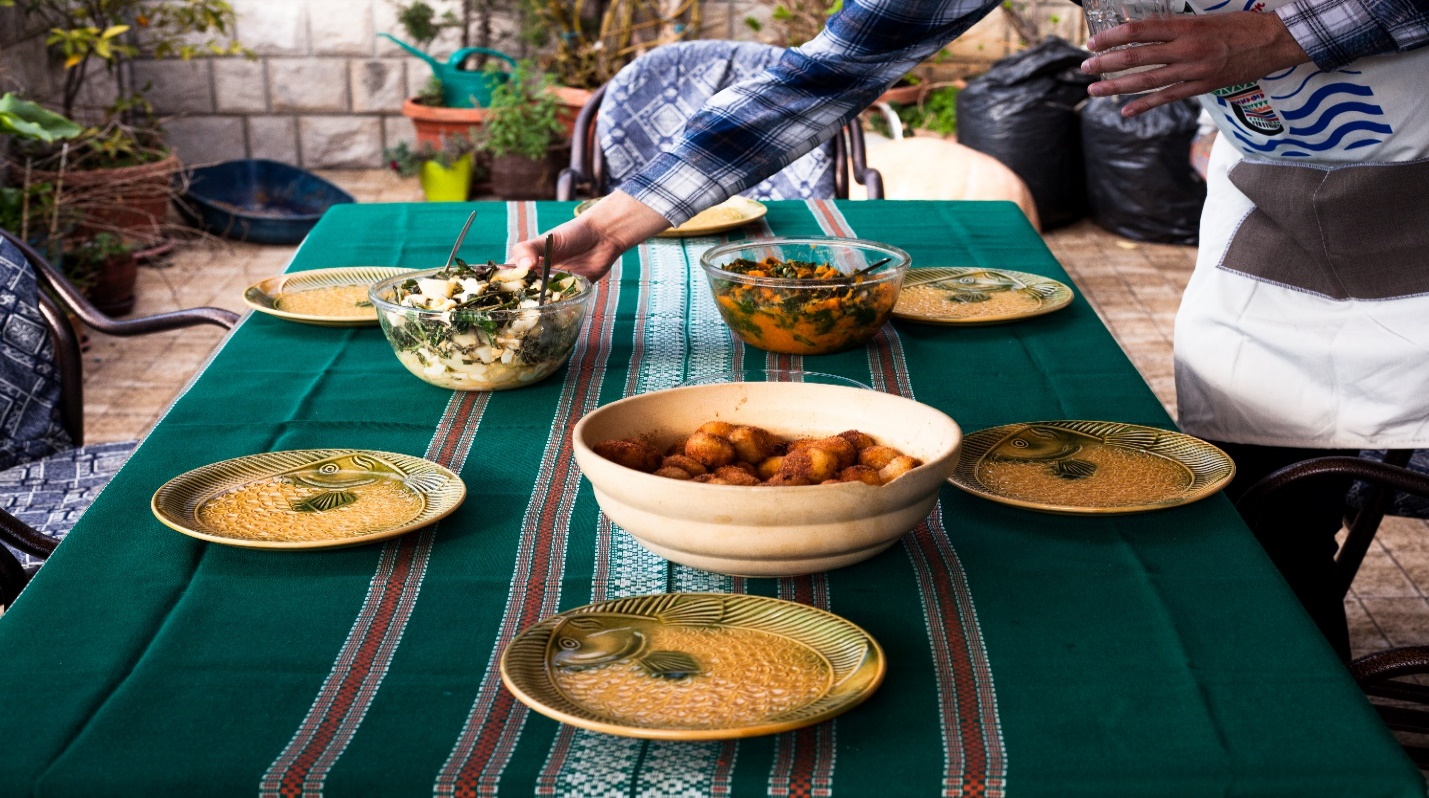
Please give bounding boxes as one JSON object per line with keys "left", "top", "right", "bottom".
{"left": 571, "top": 381, "right": 961, "bottom": 577}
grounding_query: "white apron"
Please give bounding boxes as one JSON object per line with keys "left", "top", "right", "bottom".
{"left": 1173, "top": 1, "right": 1429, "bottom": 448}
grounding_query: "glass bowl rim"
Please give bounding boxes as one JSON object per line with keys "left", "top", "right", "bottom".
{"left": 368, "top": 266, "right": 595, "bottom": 318}
{"left": 699, "top": 236, "right": 911, "bottom": 287}
{"left": 670, "top": 369, "right": 873, "bottom": 390}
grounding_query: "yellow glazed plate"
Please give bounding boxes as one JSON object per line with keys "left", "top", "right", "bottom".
{"left": 501, "top": 592, "right": 885, "bottom": 740}
{"left": 949, "top": 421, "right": 1234, "bottom": 515}
{"left": 575, "top": 195, "right": 767, "bottom": 238}
{"left": 244, "top": 266, "right": 413, "bottom": 327}
{"left": 892, "top": 267, "right": 1074, "bottom": 326}
{"left": 152, "top": 448, "right": 466, "bottom": 550}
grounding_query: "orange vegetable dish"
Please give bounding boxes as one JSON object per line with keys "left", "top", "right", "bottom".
{"left": 593, "top": 421, "right": 922, "bottom": 486}
{"left": 710, "top": 257, "right": 898, "bottom": 355}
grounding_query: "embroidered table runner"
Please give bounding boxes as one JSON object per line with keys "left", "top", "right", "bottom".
{"left": 0, "top": 201, "right": 1416, "bottom": 797}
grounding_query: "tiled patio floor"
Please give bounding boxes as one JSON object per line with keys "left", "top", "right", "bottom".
{"left": 84, "top": 171, "right": 1427, "bottom": 670}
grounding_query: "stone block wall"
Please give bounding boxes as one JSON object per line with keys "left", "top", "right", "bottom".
{"left": 132, "top": 0, "right": 784, "bottom": 169}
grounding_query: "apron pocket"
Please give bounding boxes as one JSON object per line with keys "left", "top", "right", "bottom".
{"left": 1222, "top": 158, "right": 1429, "bottom": 300}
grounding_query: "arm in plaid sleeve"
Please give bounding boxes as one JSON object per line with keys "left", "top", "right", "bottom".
{"left": 1277, "top": 0, "right": 1429, "bottom": 70}
{"left": 620, "top": 0, "right": 1002, "bottom": 226}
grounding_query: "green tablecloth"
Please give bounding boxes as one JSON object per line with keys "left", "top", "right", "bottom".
{"left": 0, "top": 200, "right": 1419, "bottom": 797}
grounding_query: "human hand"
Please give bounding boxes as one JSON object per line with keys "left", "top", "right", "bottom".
{"left": 1080, "top": 11, "right": 1310, "bottom": 117}
{"left": 509, "top": 192, "right": 671, "bottom": 283}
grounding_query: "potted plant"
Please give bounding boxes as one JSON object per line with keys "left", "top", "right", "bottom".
{"left": 384, "top": 133, "right": 484, "bottom": 202}
{"left": 480, "top": 61, "right": 567, "bottom": 200}
{"left": 519, "top": 0, "right": 702, "bottom": 129}
{"left": 3, "top": 0, "right": 246, "bottom": 246}
{"left": 389, "top": 0, "right": 501, "bottom": 147}
{"left": 62, "top": 231, "right": 137, "bottom": 314}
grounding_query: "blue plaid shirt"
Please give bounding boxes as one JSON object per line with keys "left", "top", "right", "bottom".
{"left": 623, "top": 0, "right": 1429, "bottom": 225}
{"left": 1277, "top": 0, "right": 1429, "bottom": 70}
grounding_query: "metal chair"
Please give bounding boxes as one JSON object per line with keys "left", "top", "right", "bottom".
{"left": 556, "top": 41, "right": 883, "bottom": 203}
{"left": 0, "top": 229, "right": 238, "bottom": 607}
{"left": 1237, "top": 452, "right": 1429, "bottom": 766}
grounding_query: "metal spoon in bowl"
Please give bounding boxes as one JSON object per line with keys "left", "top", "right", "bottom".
{"left": 538, "top": 233, "right": 554, "bottom": 307}
{"left": 443, "top": 210, "right": 478, "bottom": 273}
{"left": 850, "top": 257, "right": 893, "bottom": 278}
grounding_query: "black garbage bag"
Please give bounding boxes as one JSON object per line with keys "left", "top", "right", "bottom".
{"left": 1081, "top": 96, "right": 1207, "bottom": 245}
{"left": 957, "top": 37, "right": 1095, "bottom": 230}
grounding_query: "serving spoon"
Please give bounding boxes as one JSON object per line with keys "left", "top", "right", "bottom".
{"left": 443, "top": 210, "right": 478, "bottom": 272}
{"left": 538, "top": 234, "right": 554, "bottom": 307}
{"left": 850, "top": 257, "right": 892, "bottom": 278}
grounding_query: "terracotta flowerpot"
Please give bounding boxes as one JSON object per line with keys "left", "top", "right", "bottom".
{"left": 402, "top": 98, "right": 488, "bottom": 149}
{"left": 88, "top": 251, "right": 138, "bottom": 316}
{"left": 34, "top": 152, "right": 180, "bottom": 247}
{"left": 548, "top": 85, "right": 595, "bottom": 138}
{"left": 490, "top": 146, "right": 568, "bottom": 200}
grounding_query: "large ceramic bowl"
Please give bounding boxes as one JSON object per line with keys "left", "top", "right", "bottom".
{"left": 699, "top": 237, "right": 910, "bottom": 356}
{"left": 572, "top": 381, "right": 961, "bottom": 576}
{"left": 369, "top": 267, "right": 594, "bottom": 391}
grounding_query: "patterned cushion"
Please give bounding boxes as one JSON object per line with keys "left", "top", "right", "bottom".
{"left": 0, "top": 440, "right": 138, "bottom": 573}
{"left": 597, "top": 40, "right": 837, "bottom": 201}
{"left": 1348, "top": 449, "right": 1429, "bottom": 519}
{"left": 0, "top": 238, "right": 72, "bottom": 470}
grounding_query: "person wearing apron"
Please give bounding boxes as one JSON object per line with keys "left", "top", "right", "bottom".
{"left": 512, "top": 0, "right": 1429, "bottom": 658}
{"left": 1083, "top": 0, "right": 1429, "bottom": 660}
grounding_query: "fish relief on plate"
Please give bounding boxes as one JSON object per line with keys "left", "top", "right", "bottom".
{"left": 501, "top": 593, "right": 885, "bottom": 739}
{"left": 153, "top": 449, "right": 465, "bottom": 547}
{"left": 952, "top": 421, "right": 1234, "bottom": 512}
{"left": 894, "top": 267, "right": 1072, "bottom": 324}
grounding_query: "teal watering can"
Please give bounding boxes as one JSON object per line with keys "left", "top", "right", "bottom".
{"left": 379, "top": 34, "right": 518, "bottom": 108}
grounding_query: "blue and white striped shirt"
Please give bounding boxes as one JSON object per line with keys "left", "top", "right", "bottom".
{"left": 622, "top": 0, "right": 1429, "bottom": 226}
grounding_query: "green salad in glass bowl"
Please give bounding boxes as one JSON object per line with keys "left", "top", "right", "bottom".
{"left": 369, "top": 260, "right": 594, "bottom": 391}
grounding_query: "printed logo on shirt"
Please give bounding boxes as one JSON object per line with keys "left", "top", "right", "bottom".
{"left": 1212, "top": 82, "right": 1284, "bottom": 135}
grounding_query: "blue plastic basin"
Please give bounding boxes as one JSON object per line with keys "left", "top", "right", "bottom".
{"left": 179, "top": 159, "right": 355, "bottom": 245}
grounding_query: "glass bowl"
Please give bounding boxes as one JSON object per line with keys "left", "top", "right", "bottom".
{"left": 699, "top": 237, "right": 910, "bottom": 356}
{"left": 369, "top": 267, "right": 595, "bottom": 391}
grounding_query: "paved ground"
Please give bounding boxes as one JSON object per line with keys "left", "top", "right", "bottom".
{"left": 83, "top": 170, "right": 1427, "bottom": 673}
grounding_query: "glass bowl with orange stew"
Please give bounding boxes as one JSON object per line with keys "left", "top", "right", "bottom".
{"left": 699, "top": 237, "right": 910, "bottom": 355}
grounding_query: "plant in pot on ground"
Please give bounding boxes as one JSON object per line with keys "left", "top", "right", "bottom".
{"left": 2, "top": 0, "right": 246, "bottom": 247}
{"left": 62, "top": 231, "right": 137, "bottom": 315}
{"left": 480, "top": 61, "right": 567, "bottom": 201}
{"left": 385, "top": 132, "right": 487, "bottom": 202}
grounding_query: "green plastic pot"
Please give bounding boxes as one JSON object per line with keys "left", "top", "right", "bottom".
{"left": 420, "top": 155, "right": 473, "bottom": 202}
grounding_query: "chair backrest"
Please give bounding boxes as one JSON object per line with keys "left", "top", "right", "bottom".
{"left": 0, "top": 238, "right": 74, "bottom": 470}
{"left": 596, "top": 40, "right": 838, "bottom": 201}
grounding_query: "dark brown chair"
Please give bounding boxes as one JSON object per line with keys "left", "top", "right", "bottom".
{"left": 0, "top": 229, "right": 238, "bottom": 607}
{"left": 1237, "top": 452, "right": 1429, "bottom": 766}
{"left": 556, "top": 42, "right": 883, "bottom": 203}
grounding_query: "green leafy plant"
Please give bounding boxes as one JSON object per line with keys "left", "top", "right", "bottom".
{"left": 744, "top": 0, "right": 841, "bottom": 48}
{"left": 0, "top": 93, "right": 83, "bottom": 141}
{"left": 391, "top": 0, "right": 462, "bottom": 51}
{"left": 384, "top": 132, "right": 479, "bottom": 177}
{"left": 480, "top": 61, "right": 565, "bottom": 160}
{"left": 60, "top": 230, "right": 131, "bottom": 291}
{"left": 1, "top": 0, "right": 248, "bottom": 120}
{"left": 869, "top": 85, "right": 960, "bottom": 138}
{"left": 521, "top": 0, "right": 702, "bottom": 90}
{"left": 415, "top": 75, "right": 445, "bottom": 107}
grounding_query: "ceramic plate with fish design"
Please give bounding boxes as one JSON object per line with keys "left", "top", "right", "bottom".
{"left": 501, "top": 593, "right": 885, "bottom": 740}
{"left": 152, "top": 449, "right": 466, "bottom": 549}
{"left": 575, "top": 196, "right": 767, "bottom": 238}
{"left": 244, "top": 266, "right": 412, "bottom": 327}
{"left": 950, "top": 421, "right": 1234, "bottom": 515}
{"left": 892, "top": 267, "right": 1074, "bottom": 325}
